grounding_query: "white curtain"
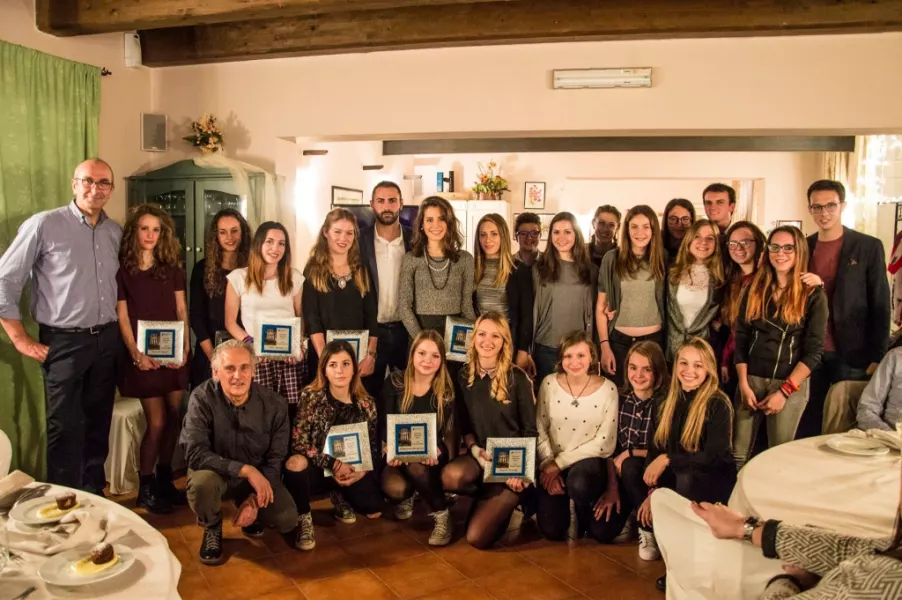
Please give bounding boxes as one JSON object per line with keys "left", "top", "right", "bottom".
{"left": 836, "top": 135, "right": 902, "bottom": 237}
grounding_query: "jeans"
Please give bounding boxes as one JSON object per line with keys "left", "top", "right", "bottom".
{"left": 607, "top": 329, "right": 665, "bottom": 388}
{"left": 800, "top": 351, "right": 869, "bottom": 439}
{"left": 186, "top": 469, "right": 298, "bottom": 533}
{"left": 733, "top": 376, "right": 809, "bottom": 468}
{"left": 283, "top": 455, "right": 385, "bottom": 516}
{"left": 368, "top": 322, "right": 409, "bottom": 402}
{"left": 533, "top": 344, "right": 559, "bottom": 387}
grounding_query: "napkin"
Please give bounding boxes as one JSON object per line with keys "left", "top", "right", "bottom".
{"left": 0, "top": 470, "right": 36, "bottom": 509}
{"left": 5, "top": 507, "right": 122, "bottom": 555}
{"left": 845, "top": 428, "right": 902, "bottom": 451}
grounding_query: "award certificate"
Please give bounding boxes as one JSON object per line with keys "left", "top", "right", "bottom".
{"left": 326, "top": 330, "right": 369, "bottom": 363}
{"left": 483, "top": 437, "right": 536, "bottom": 483}
{"left": 386, "top": 413, "right": 438, "bottom": 463}
{"left": 322, "top": 422, "right": 373, "bottom": 476}
{"left": 137, "top": 320, "right": 185, "bottom": 366}
{"left": 254, "top": 317, "right": 302, "bottom": 360}
{"left": 444, "top": 317, "right": 475, "bottom": 363}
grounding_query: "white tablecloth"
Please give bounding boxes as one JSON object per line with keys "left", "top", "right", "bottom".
{"left": 0, "top": 485, "right": 181, "bottom": 599}
{"left": 655, "top": 434, "right": 900, "bottom": 600}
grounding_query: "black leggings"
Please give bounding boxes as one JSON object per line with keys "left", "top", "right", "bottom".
{"left": 617, "top": 456, "right": 651, "bottom": 531}
{"left": 381, "top": 451, "right": 448, "bottom": 512}
{"left": 536, "top": 457, "right": 626, "bottom": 543}
{"left": 442, "top": 454, "right": 526, "bottom": 549}
{"left": 607, "top": 329, "right": 665, "bottom": 388}
{"left": 283, "top": 455, "right": 385, "bottom": 516}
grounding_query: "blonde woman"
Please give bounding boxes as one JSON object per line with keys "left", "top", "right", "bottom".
{"left": 380, "top": 330, "right": 455, "bottom": 545}
{"left": 473, "top": 213, "right": 524, "bottom": 344}
{"left": 441, "top": 312, "right": 536, "bottom": 549}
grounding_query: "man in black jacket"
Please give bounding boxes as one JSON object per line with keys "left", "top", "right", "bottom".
{"left": 801, "top": 179, "right": 890, "bottom": 438}
{"left": 358, "top": 181, "right": 413, "bottom": 400}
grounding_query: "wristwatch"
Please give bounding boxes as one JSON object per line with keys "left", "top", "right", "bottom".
{"left": 742, "top": 516, "right": 762, "bottom": 542}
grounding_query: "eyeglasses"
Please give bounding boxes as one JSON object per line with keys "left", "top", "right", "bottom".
{"left": 74, "top": 177, "right": 113, "bottom": 191}
{"left": 667, "top": 216, "right": 692, "bottom": 226}
{"left": 767, "top": 243, "right": 796, "bottom": 254}
{"left": 809, "top": 202, "right": 840, "bottom": 215}
{"left": 727, "top": 240, "right": 755, "bottom": 250}
{"left": 516, "top": 230, "right": 541, "bottom": 239}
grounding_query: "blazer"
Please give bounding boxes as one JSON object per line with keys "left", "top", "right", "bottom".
{"left": 359, "top": 224, "right": 413, "bottom": 320}
{"left": 807, "top": 227, "right": 890, "bottom": 368}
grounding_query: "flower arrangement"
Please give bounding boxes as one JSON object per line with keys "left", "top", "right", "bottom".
{"left": 183, "top": 113, "right": 224, "bottom": 154}
{"left": 472, "top": 160, "right": 509, "bottom": 199}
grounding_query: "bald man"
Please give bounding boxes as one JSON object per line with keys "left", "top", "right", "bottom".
{"left": 0, "top": 158, "right": 123, "bottom": 493}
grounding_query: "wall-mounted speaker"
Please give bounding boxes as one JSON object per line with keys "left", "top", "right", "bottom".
{"left": 124, "top": 32, "right": 142, "bottom": 68}
{"left": 141, "top": 113, "right": 167, "bottom": 152}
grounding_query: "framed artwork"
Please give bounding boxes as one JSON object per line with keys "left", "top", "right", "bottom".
{"left": 322, "top": 422, "right": 373, "bottom": 476}
{"left": 538, "top": 213, "right": 555, "bottom": 241}
{"left": 331, "top": 186, "right": 364, "bottom": 206}
{"left": 137, "top": 320, "right": 184, "bottom": 366}
{"left": 524, "top": 181, "right": 546, "bottom": 210}
{"left": 483, "top": 437, "right": 536, "bottom": 483}
{"left": 386, "top": 413, "right": 438, "bottom": 463}
{"left": 253, "top": 317, "right": 303, "bottom": 360}
{"left": 775, "top": 220, "right": 803, "bottom": 232}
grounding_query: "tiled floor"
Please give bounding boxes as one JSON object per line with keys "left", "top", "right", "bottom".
{"left": 113, "top": 480, "right": 665, "bottom": 600}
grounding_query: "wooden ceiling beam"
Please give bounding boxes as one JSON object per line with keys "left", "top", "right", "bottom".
{"left": 36, "top": 0, "right": 516, "bottom": 36}
{"left": 137, "top": 0, "right": 902, "bottom": 67}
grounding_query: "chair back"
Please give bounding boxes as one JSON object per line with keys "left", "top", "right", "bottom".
{"left": 0, "top": 428, "right": 12, "bottom": 477}
{"left": 822, "top": 380, "right": 869, "bottom": 434}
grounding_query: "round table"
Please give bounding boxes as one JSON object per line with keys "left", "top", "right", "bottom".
{"left": 0, "top": 484, "right": 181, "bottom": 599}
{"left": 730, "top": 434, "right": 900, "bottom": 539}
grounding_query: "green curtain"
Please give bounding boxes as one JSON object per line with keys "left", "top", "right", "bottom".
{"left": 0, "top": 40, "right": 100, "bottom": 479}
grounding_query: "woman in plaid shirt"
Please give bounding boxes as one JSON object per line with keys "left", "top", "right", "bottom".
{"left": 609, "top": 340, "right": 669, "bottom": 561}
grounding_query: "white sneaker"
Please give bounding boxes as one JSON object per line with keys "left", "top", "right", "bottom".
{"left": 429, "top": 509, "right": 452, "bottom": 546}
{"left": 638, "top": 529, "right": 661, "bottom": 561}
{"left": 295, "top": 512, "right": 316, "bottom": 551}
{"left": 394, "top": 496, "right": 414, "bottom": 520}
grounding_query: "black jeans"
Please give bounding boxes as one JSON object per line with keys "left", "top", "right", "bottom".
{"left": 39, "top": 323, "right": 121, "bottom": 493}
{"left": 608, "top": 329, "right": 665, "bottom": 388}
{"left": 617, "top": 456, "right": 651, "bottom": 531}
{"left": 283, "top": 454, "right": 385, "bottom": 516}
{"left": 800, "top": 350, "right": 870, "bottom": 439}
{"left": 371, "top": 322, "right": 410, "bottom": 443}
{"left": 536, "top": 457, "right": 626, "bottom": 542}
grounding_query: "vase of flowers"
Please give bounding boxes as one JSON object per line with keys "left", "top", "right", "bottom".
{"left": 183, "top": 113, "right": 224, "bottom": 154}
{"left": 472, "top": 160, "right": 509, "bottom": 200}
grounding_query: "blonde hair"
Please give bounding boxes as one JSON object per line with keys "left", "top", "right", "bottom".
{"left": 668, "top": 219, "right": 725, "bottom": 287}
{"left": 391, "top": 330, "right": 454, "bottom": 430}
{"left": 304, "top": 208, "right": 370, "bottom": 295}
{"left": 473, "top": 213, "right": 515, "bottom": 287}
{"left": 654, "top": 337, "right": 732, "bottom": 453}
{"left": 464, "top": 312, "right": 515, "bottom": 404}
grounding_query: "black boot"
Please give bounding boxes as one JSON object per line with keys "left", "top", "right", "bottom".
{"left": 199, "top": 521, "right": 224, "bottom": 565}
{"left": 156, "top": 464, "right": 187, "bottom": 506}
{"left": 137, "top": 473, "right": 173, "bottom": 514}
{"left": 656, "top": 575, "right": 666, "bottom": 592}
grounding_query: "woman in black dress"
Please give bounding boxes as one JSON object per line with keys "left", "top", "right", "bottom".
{"left": 189, "top": 208, "right": 251, "bottom": 387}
{"left": 116, "top": 204, "right": 189, "bottom": 514}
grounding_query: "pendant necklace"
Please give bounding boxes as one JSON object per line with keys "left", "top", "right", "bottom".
{"left": 565, "top": 374, "right": 592, "bottom": 408}
{"left": 331, "top": 272, "right": 353, "bottom": 289}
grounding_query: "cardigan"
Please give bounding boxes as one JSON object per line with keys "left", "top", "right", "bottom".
{"left": 665, "top": 266, "right": 724, "bottom": 361}
{"left": 517, "top": 260, "right": 597, "bottom": 353}
{"left": 597, "top": 250, "right": 667, "bottom": 334}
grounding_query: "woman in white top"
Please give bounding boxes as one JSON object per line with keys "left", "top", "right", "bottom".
{"left": 665, "top": 219, "right": 725, "bottom": 362}
{"left": 225, "top": 221, "right": 306, "bottom": 408}
{"left": 535, "top": 331, "right": 622, "bottom": 542}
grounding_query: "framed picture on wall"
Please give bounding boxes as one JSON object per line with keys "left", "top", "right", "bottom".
{"left": 524, "top": 181, "right": 546, "bottom": 210}
{"left": 538, "top": 213, "right": 555, "bottom": 241}
{"left": 775, "top": 220, "right": 803, "bottom": 232}
{"left": 331, "top": 186, "right": 364, "bottom": 206}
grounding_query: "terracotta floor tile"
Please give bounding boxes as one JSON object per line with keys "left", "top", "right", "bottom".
{"left": 177, "top": 568, "right": 215, "bottom": 600}
{"left": 583, "top": 573, "right": 662, "bottom": 599}
{"left": 272, "top": 544, "right": 366, "bottom": 583}
{"left": 300, "top": 569, "right": 398, "bottom": 600}
{"left": 253, "top": 589, "right": 308, "bottom": 600}
{"left": 342, "top": 530, "right": 429, "bottom": 567}
{"left": 474, "top": 564, "right": 583, "bottom": 600}
{"left": 434, "top": 540, "right": 530, "bottom": 579}
{"left": 594, "top": 543, "right": 667, "bottom": 580}
{"left": 202, "top": 557, "right": 296, "bottom": 600}
{"left": 327, "top": 511, "right": 401, "bottom": 541}
{"left": 372, "top": 554, "right": 466, "bottom": 599}
{"left": 168, "top": 539, "right": 201, "bottom": 572}
{"left": 415, "top": 581, "right": 496, "bottom": 600}
{"left": 520, "top": 544, "right": 633, "bottom": 592}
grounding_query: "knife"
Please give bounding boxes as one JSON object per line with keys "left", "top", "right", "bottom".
{"left": 10, "top": 587, "right": 37, "bottom": 600}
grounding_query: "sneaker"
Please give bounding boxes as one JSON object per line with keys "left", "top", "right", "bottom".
{"left": 613, "top": 513, "right": 636, "bottom": 543}
{"left": 394, "top": 497, "right": 414, "bottom": 520}
{"left": 295, "top": 512, "right": 316, "bottom": 551}
{"left": 199, "top": 522, "right": 223, "bottom": 565}
{"left": 330, "top": 491, "right": 356, "bottom": 524}
{"left": 428, "top": 509, "right": 452, "bottom": 546}
{"left": 241, "top": 522, "right": 265, "bottom": 538}
{"left": 639, "top": 529, "right": 661, "bottom": 561}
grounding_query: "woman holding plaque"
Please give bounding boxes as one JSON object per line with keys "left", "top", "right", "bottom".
{"left": 535, "top": 331, "right": 622, "bottom": 543}
{"left": 286, "top": 340, "right": 384, "bottom": 550}
{"left": 517, "top": 211, "right": 596, "bottom": 384}
{"left": 116, "top": 204, "right": 190, "bottom": 514}
{"left": 189, "top": 208, "right": 251, "bottom": 387}
{"left": 596, "top": 205, "right": 667, "bottom": 388}
{"left": 381, "top": 330, "right": 455, "bottom": 545}
{"left": 472, "top": 213, "right": 523, "bottom": 345}
{"left": 441, "top": 312, "right": 537, "bottom": 549}
{"left": 225, "top": 221, "right": 306, "bottom": 407}
{"left": 302, "top": 208, "right": 378, "bottom": 378}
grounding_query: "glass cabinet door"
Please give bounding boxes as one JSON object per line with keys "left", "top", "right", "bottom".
{"left": 139, "top": 179, "right": 194, "bottom": 276}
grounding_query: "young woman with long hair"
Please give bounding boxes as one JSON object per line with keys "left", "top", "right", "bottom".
{"left": 116, "top": 203, "right": 189, "bottom": 513}
{"left": 302, "top": 208, "right": 378, "bottom": 378}
{"left": 535, "top": 331, "right": 622, "bottom": 543}
{"left": 610, "top": 341, "right": 669, "bottom": 561}
{"left": 596, "top": 205, "right": 667, "bottom": 388}
{"left": 441, "top": 313, "right": 536, "bottom": 549}
{"left": 473, "top": 213, "right": 524, "bottom": 352}
{"left": 587, "top": 205, "right": 622, "bottom": 268}
{"left": 518, "top": 211, "right": 596, "bottom": 384}
{"left": 397, "top": 196, "right": 476, "bottom": 339}
{"left": 225, "top": 222, "right": 306, "bottom": 407}
{"left": 381, "top": 330, "right": 455, "bottom": 546}
{"left": 639, "top": 337, "right": 736, "bottom": 592}
{"left": 733, "top": 226, "right": 828, "bottom": 467}
{"left": 661, "top": 199, "right": 696, "bottom": 264}
{"left": 189, "top": 208, "right": 251, "bottom": 387}
{"left": 665, "top": 219, "right": 725, "bottom": 361}
{"left": 285, "top": 340, "right": 384, "bottom": 550}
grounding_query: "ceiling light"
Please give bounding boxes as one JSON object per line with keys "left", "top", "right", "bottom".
{"left": 552, "top": 68, "right": 652, "bottom": 89}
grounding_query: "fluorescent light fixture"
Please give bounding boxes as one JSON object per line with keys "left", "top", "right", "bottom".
{"left": 553, "top": 68, "right": 652, "bottom": 89}
{"left": 302, "top": 149, "right": 328, "bottom": 156}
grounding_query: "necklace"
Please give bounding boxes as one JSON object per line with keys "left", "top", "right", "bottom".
{"left": 331, "top": 272, "right": 353, "bottom": 289}
{"left": 477, "top": 359, "right": 497, "bottom": 379}
{"left": 564, "top": 374, "right": 592, "bottom": 407}
{"left": 425, "top": 254, "right": 451, "bottom": 290}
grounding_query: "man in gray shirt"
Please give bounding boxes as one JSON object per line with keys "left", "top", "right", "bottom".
{"left": 856, "top": 346, "right": 902, "bottom": 432}
{"left": 181, "top": 340, "right": 301, "bottom": 564}
{"left": 0, "top": 158, "right": 121, "bottom": 493}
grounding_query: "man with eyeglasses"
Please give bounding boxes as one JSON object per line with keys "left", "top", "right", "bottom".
{"left": 513, "top": 212, "right": 542, "bottom": 266}
{"left": 800, "top": 179, "right": 890, "bottom": 439}
{"left": 0, "top": 158, "right": 122, "bottom": 494}
{"left": 702, "top": 183, "right": 736, "bottom": 234}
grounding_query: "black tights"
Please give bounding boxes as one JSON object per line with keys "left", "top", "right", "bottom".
{"left": 382, "top": 462, "right": 448, "bottom": 512}
{"left": 283, "top": 454, "right": 385, "bottom": 516}
{"left": 442, "top": 455, "right": 523, "bottom": 549}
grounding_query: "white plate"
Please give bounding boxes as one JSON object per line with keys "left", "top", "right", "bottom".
{"left": 826, "top": 436, "right": 891, "bottom": 457}
{"left": 9, "top": 496, "right": 86, "bottom": 525}
{"left": 39, "top": 544, "right": 135, "bottom": 587}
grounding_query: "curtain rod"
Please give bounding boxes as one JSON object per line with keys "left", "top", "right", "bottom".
{"left": 101, "top": 67, "right": 112, "bottom": 77}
